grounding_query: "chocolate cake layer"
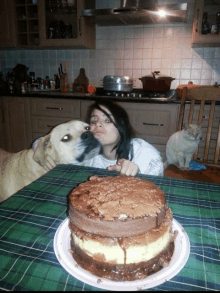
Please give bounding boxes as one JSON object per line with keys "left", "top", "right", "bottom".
{"left": 69, "top": 175, "right": 165, "bottom": 223}
{"left": 69, "top": 205, "right": 166, "bottom": 237}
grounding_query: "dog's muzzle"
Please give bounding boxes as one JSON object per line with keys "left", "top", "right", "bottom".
{"left": 76, "top": 131, "right": 101, "bottom": 162}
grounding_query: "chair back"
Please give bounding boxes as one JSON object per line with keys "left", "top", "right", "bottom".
{"left": 177, "top": 86, "right": 220, "bottom": 168}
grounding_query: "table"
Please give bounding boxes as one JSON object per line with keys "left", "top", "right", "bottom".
{"left": 0, "top": 165, "right": 219, "bottom": 291}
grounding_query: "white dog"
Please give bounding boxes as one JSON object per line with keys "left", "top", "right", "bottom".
{"left": 0, "top": 120, "right": 101, "bottom": 202}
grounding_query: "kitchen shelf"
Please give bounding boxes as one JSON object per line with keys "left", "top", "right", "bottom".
{"left": 192, "top": 0, "right": 220, "bottom": 47}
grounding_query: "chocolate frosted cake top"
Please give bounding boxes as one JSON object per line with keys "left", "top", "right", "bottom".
{"left": 69, "top": 175, "right": 165, "bottom": 221}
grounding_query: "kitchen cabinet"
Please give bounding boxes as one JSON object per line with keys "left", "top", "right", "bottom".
{"left": 0, "top": 98, "right": 7, "bottom": 150}
{"left": 30, "top": 98, "right": 81, "bottom": 141}
{"left": 80, "top": 100, "right": 179, "bottom": 161}
{"left": 13, "top": 0, "right": 41, "bottom": 47}
{"left": 192, "top": 0, "right": 220, "bottom": 48}
{"left": 38, "top": 0, "right": 96, "bottom": 49}
{"left": 0, "top": 0, "right": 16, "bottom": 48}
{"left": 2, "top": 97, "right": 32, "bottom": 152}
{"left": 183, "top": 104, "right": 220, "bottom": 163}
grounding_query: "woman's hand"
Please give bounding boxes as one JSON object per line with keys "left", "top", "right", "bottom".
{"left": 108, "top": 159, "right": 139, "bottom": 176}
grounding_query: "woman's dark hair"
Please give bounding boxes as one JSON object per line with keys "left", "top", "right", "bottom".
{"left": 85, "top": 100, "right": 136, "bottom": 160}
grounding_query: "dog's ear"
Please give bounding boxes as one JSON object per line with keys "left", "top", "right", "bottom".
{"left": 33, "top": 134, "right": 51, "bottom": 167}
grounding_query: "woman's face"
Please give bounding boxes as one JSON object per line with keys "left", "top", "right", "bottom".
{"left": 89, "top": 106, "right": 120, "bottom": 147}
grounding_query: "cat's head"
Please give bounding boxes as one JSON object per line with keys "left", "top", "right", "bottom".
{"left": 183, "top": 124, "right": 202, "bottom": 140}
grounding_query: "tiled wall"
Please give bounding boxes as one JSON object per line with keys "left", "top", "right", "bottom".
{"left": 0, "top": 0, "right": 220, "bottom": 89}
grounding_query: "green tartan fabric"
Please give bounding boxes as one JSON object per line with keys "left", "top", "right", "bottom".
{"left": 0, "top": 164, "right": 219, "bottom": 291}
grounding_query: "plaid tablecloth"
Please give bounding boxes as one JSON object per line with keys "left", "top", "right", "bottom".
{"left": 0, "top": 165, "right": 219, "bottom": 291}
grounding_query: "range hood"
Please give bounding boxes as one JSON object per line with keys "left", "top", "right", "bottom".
{"left": 82, "top": 3, "right": 188, "bottom": 26}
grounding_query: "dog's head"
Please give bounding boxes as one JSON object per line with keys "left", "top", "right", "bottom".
{"left": 33, "top": 120, "right": 101, "bottom": 167}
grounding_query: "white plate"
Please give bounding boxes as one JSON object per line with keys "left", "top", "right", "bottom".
{"left": 54, "top": 218, "right": 190, "bottom": 291}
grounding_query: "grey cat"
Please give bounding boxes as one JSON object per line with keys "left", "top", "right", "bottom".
{"left": 164, "top": 124, "right": 202, "bottom": 170}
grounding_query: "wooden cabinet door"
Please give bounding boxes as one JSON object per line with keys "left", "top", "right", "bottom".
{"left": 3, "top": 97, "right": 32, "bottom": 153}
{"left": 192, "top": 0, "right": 220, "bottom": 48}
{"left": 0, "top": 0, "right": 16, "bottom": 48}
{"left": 0, "top": 98, "right": 7, "bottom": 150}
{"left": 38, "top": 0, "right": 95, "bottom": 49}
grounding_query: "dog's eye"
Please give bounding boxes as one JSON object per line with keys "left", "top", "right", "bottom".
{"left": 61, "top": 134, "right": 72, "bottom": 142}
{"left": 85, "top": 126, "right": 90, "bottom": 131}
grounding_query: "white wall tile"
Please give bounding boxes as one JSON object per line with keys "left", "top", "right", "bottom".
{"left": 133, "top": 27, "right": 144, "bottom": 39}
{"left": 143, "top": 49, "right": 152, "bottom": 59}
{"left": 191, "top": 69, "right": 201, "bottom": 79}
{"left": 142, "top": 59, "right": 152, "bottom": 69}
{"left": 133, "top": 39, "right": 144, "bottom": 49}
{"left": 124, "top": 50, "right": 133, "bottom": 59}
{"left": 181, "top": 59, "right": 192, "bottom": 69}
{"left": 123, "top": 59, "right": 133, "bottom": 69}
{"left": 152, "top": 49, "right": 162, "bottom": 59}
{"left": 162, "top": 59, "right": 172, "bottom": 69}
{"left": 152, "top": 59, "right": 162, "bottom": 69}
{"left": 153, "top": 38, "right": 163, "bottom": 49}
{"left": 192, "top": 59, "right": 203, "bottom": 69}
{"left": 132, "top": 60, "right": 142, "bottom": 69}
{"left": 181, "top": 69, "right": 191, "bottom": 79}
{"left": 143, "top": 38, "right": 153, "bottom": 49}
{"left": 115, "top": 50, "right": 125, "bottom": 59}
{"left": 106, "top": 59, "right": 114, "bottom": 68}
{"left": 124, "top": 39, "right": 134, "bottom": 49}
{"left": 133, "top": 49, "right": 143, "bottom": 59}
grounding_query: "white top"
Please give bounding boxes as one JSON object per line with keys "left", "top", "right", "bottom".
{"left": 74, "top": 138, "right": 164, "bottom": 176}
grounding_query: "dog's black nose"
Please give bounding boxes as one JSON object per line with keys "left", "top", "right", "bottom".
{"left": 81, "top": 131, "right": 93, "bottom": 140}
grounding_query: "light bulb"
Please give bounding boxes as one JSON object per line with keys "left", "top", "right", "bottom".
{"left": 158, "top": 10, "right": 166, "bottom": 17}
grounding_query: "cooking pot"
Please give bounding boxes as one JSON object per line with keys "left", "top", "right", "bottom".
{"left": 103, "top": 75, "right": 133, "bottom": 92}
{"left": 139, "top": 71, "right": 175, "bottom": 92}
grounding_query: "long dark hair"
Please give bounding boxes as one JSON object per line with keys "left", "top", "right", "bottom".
{"left": 85, "top": 100, "right": 136, "bottom": 160}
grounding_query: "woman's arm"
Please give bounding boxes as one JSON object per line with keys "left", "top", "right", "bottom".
{"left": 108, "top": 138, "right": 164, "bottom": 176}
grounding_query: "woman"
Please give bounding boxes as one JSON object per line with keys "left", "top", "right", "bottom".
{"left": 75, "top": 100, "right": 164, "bottom": 176}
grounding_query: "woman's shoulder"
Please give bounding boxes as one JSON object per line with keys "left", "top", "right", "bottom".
{"left": 131, "top": 138, "right": 154, "bottom": 148}
{"left": 131, "top": 138, "right": 160, "bottom": 155}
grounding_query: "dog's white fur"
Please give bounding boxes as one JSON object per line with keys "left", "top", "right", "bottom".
{"left": 0, "top": 120, "right": 100, "bottom": 203}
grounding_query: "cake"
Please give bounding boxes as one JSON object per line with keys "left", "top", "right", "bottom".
{"left": 68, "top": 175, "right": 175, "bottom": 281}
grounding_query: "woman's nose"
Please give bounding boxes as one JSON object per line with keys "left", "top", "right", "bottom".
{"left": 96, "top": 120, "right": 103, "bottom": 127}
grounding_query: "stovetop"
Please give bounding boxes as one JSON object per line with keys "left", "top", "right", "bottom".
{"left": 94, "top": 88, "right": 177, "bottom": 100}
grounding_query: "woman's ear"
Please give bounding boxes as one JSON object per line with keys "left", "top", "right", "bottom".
{"left": 33, "top": 135, "right": 51, "bottom": 166}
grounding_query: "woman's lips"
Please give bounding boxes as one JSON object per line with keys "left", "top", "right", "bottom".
{"left": 94, "top": 131, "right": 105, "bottom": 140}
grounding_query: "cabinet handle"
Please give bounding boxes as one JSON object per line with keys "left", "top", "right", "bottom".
{"left": 143, "top": 123, "right": 164, "bottom": 126}
{"left": 195, "top": 8, "right": 200, "bottom": 32}
{"left": 46, "top": 107, "right": 63, "bottom": 110}
{"left": 47, "top": 125, "right": 56, "bottom": 128}
{"left": 78, "top": 16, "right": 82, "bottom": 36}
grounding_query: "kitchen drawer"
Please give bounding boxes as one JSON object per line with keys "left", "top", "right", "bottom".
{"left": 31, "top": 98, "right": 80, "bottom": 118}
{"left": 118, "top": 102, "right": 179, "bottom": 145}
{"left": 31, "top": 116, "right": 72, "bottom": 135}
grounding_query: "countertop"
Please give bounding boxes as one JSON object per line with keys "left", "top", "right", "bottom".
{"left": 0, "top": 89, "right": 181, "bottom": 104}
{"left": 0, "top": 165, "right": 219, "bottom": 291}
